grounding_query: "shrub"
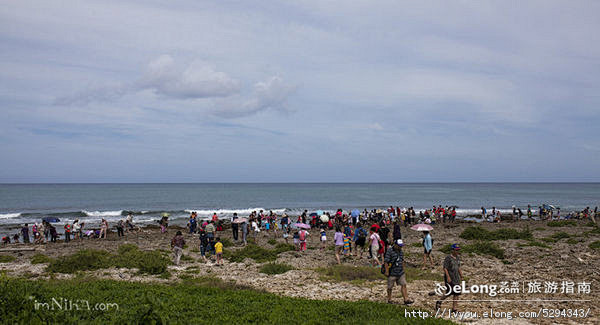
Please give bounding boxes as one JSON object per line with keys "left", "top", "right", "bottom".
{"left": 551, "top": 232, "right": 570, "bottom": 240}
{"left": 30, "top": 254, "right": 53, "bottom": 264}
{"left": 589, "top": 241, "right": 600, "bottom": 250}
{"left": 227, "top": 245, "right": 278, "bottom": 263}
{"left": 517, "top": 241, "right": 551, "bottom": 249}
{"left": 0, "top": 276, "right": 454, "bottom": 324}
{"left": 259, "top": 263, "right": 294, "bottom": 275}
{"left": 547, "top": 220, "right": 577, "bottom": 227}
{"left": 221, "top": 238, "right": 233, "bottom": 247}
{"left": 440, "top": 242, "right": 504, "bottom": 259}
{"left": 316, "top": 265, "right": 384, "bottom": 282}
{"left": 0, "top": 255, "right": 16, "bottom": 263}
{"left": 459, "top": 226, "right": 532, "bottom": 241}
{"left": 47, "top": 246, "right": 169, "bottom": 275}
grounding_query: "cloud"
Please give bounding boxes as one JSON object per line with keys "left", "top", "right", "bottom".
{"left": 138, "top": 55, "right": 240, "bottom": 99}
{"left": 212, "top": 76, "right": 296, "bottom": 118}
{"left": 54, "top": 55, "right": 240, "bottom": 105}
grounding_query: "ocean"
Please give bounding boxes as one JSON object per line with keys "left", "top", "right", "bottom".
{"left": 1, "top": 183, "right": 599, "bottom": 232}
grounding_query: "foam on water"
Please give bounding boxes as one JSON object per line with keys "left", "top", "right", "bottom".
{"left": 0, "top": 213, "right": 21, "bottom": 219}
{"left": 82, "top": 210, "right": 124, "bottom": 217}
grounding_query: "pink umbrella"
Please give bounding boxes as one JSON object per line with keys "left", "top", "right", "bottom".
{"left": 293, "top": 223, "right": 311, "bottom": 229}
{"left": 410, "top": 224, "right": 433, "bottom": 231}
{"left": 232, "top": 218, "right": 248, "bottom": 224}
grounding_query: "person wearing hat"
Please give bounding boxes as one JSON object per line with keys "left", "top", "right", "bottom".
{"left": 436, "top": 243, "right": 463, "bottom": 312}
{"left": 384, "top": 239, "right": 413, "bottom": 305}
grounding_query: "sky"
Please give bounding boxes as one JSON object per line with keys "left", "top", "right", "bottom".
{"left": 1, "top": 1, "right": 599, "bottom": 182}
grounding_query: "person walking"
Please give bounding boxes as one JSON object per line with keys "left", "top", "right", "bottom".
{"left": 21, "top": 224, "right": 30, "bottom": 243}
{"left": 231, "top": 213, "right": 239, "bottom": 241}
{"left": 384, "top": 239, "right": 413, "bottom": 305}
{"left": 436, "top": 244, "right": 463, "bottom": 313}
{"left": 171, "top": 231, "right": 185, "bottom": 266}
{"left": 422, "top": 231, "right": 433, "bottom": 269}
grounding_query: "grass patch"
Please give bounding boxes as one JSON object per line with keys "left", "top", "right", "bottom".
{"left": 517, "top": 241, "right": 551, "bottom": 249}
{"left": 540, "top": 237, "right": 557, "bottom": 243}
{"left": 440, "top": 242, "right": 505, "bottom": 259}
{"left": 410, "top": 242, "right": 422, "bottom": 248}
{"left": 551, "top": 232, "right": 570, "bottom": 240}
{"left": 316, "top": 265, "right": 384, "bottom": 282}
{"left": 221, "top": 238, "right": 233, "bottom": 247}
{"left": 459, "top": 226, "right": 532, "bottom": 241}
{"left": 404, "top": 267, "right": 441, "bottom": 282}
{"left": 30, "top": 254, "right": 54, "bottom": 264}
{"left": 180, "top": 255, "right": 195, "bottom": 262}
{"left": 0, "top": 255, "right": 16, "bottom": 263}
{"left": 259, "top": 263, "right": 294, "bottom": 275}
{"left": 1, "top": 276, "right": 454, "bottom": 323}
{"left": 226, "top": 243, "right": 294, "bottom": 263}
{"left": 547, "top": 220, "right": 577, "bottom": 227}
{"left": 589, "top": 241, "right": 600, "bottom": 250}
{"left": 267, "top": 239, "right": 277, "bottom": 245}
{"left": 566, "top": 238, "right": 582, "bottom": 245}
{"left": 47, "top": 245, "right": 170, "bottom": 275}
{"left": 534, "top": 227, "right": 546, "bottom": 231}
{"left": 584, "top": 222, "right": 597, "bottom": 227}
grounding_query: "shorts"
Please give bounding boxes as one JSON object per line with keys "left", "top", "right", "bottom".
{"left": 387, "top": 274, "right": 407, "bottom": 289}
{"left": 370, "top": 243, "right": 379, "bottom": 256}
{"left": 216, "top": 253, "right": 222, "bottom": 258}
{"left": 424, "top": 248, "right": 432, "bottom": 254}
{"left": 200, "top": 245, "right": 206, "bottom": 256}
{"left": 445, "top": 281, "right": 461, "bottom": 296}
{"left": 321, "top": 236, "right": 327, "bottom": 242}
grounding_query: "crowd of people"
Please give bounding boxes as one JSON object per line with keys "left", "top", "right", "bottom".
{"left": 1, "top": 214, "right": 138, "bottom": 245}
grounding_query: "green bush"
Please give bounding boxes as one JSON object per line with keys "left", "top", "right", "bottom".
{"left": 47, "top": 246, "right": 169, "bottom": 275}
{"left": 589, "top": 241, "right": 600, "bottom": 250}
{"left": 547, "top": 220, "right": 577, "bottom": 227}
{"left": 227, "top": 245, "right": 278, "bottom": 263}
{"left": 551, "top": 232, "right": 570, "bottom": 240}
{"left": 316, "top": 265, "right": 384, "bottom": 282}
{"left": 30, "top": 254, "right": 53, "bottom": 264}
{"left": 0, "top": 276, "right": 452, "bottom": 324}
{"left": 0, "top": 255, "right": 16, "bottom": 263}
{"left": 221, "top": 238, "right": 233, "bottom": 247}
{"left": 259, "top": 263, "right": 294, "bottom": 275}
{"left": 517, "top": 241, "right": 551, "bottom": 249}
{"left": 459, "top": 226, "right": 532, "bottom": 241}
{"left": 267, "top": 239, "right": 277, "bottom": 245}
{"left": 440, "top": 242, "right": 504, "bottom": 259}
{"left": 47, "top": 250, "right": 112, "bottom": 273}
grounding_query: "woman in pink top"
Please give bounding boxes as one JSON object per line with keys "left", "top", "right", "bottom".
{"left": 333, "top": 226, "right": 344, "bottom": 264}
{"left": 369, "top": 229, "right": 381, "bottom": 266}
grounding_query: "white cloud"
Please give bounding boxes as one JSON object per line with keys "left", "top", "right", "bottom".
{"left": 138, "top": 55, "right": 240, "bottom": 99}
{"left": 54, "top": 55, "right": 240, "bottom": 105}
{"left": 213, "top": 76, "right": 296, "bottom": 118}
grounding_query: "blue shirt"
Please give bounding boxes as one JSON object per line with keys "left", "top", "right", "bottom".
{"left": 423, "top": 234, "right": 432, "bottom": 251}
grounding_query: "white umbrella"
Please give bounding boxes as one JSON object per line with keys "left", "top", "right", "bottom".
{"left": 410, "top": 224, "right": 433, "bottom": 231}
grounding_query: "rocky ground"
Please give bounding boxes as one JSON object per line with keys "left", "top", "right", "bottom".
{"left": 1, "top": 220, "right": 598, "bottom": 324}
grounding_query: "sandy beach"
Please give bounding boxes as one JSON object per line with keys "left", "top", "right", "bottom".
{"left": 1, "top": 218, "right": 598, "bottom": 324}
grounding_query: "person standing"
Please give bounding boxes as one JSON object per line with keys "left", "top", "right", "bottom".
{"left": 422, "top": 231, "right": 433, "bottom": 269}
{"left": 299, "top": 228, "right": 309, "bottom": 251}
{"left": 64, "top": 223, "right": 72, "bottom": 243}
{"left": 21, "top": 224, "right": 30, "bottom": 243}
{"left": 171, "top": 231, "right": 185, "bottom": 266}
{"left": 241, "top": 220, "right": 248, "bottom": 246}
{"left": 214, "top": 237, "right": 223, "bottom": 266}
{"left": 384, "top": 239, "right": 413, "bottom": 305}
{"left": 436, "top": 244, "right": 463, "bottom": 312}
{"left": 99, "top": 219, "right": 108, "bottom": 239}
{"left": 231, "top": 213, "right": 239, "bottom": 241}
{"left": 116, "top": 220, "right": 125, "bottom": 237}
{"left": 334, "top": 226, "right": 344, "bottom": 264}
{"left": 369, "top": 228, "right": 381, "bottom": 266}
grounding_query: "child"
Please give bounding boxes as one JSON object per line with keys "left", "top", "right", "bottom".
{"left": 293, "top": 231, "right": 300, "bottom": 251}
{"left": 320, "top": 226, "right": 327, "bottom": 250}
{"left": 214, "top": 237, "right": 223, "bottom": 266}
{"left": 170, "top": 230, "right": 185, "bottom": 266}
{"left": 299, "top": 229, "right": 309, "bottom": 251}
{"left": 343, "top": 233, "right": 351, "bottom": 256}
{"left": 199, "top": 229, "right": 209, "bottom": 262}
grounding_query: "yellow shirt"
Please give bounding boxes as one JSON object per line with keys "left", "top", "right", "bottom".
{"left": 215, "top": 242, "right": 223, "bottom": 254}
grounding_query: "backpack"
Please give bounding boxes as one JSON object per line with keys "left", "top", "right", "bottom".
{"left": 299, "top": 230, "right": 306, "bottom": 241}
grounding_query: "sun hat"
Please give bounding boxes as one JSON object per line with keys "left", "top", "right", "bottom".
{"left": 451, "top": 243, "right": 461, "bottom": 250}
{"left": 395, "top": 239, "right": 404, "bottom": 246}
